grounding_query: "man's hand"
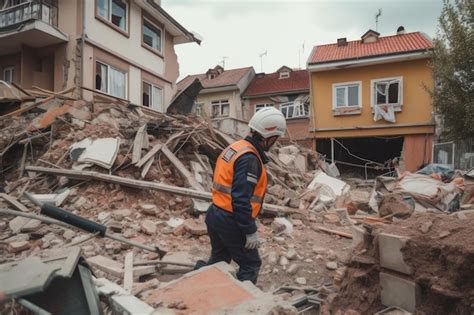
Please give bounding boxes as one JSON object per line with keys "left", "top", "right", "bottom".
{"left": 245, "top": 232, "right": 259, "bottom": 249}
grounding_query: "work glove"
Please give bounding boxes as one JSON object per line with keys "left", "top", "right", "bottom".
{"left": 245, "top": 232, "right": 260, "bottom": 250}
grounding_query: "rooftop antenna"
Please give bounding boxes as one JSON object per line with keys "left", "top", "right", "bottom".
{"left": 298, "top": 42, "right": 305, "bottom": 69}
{"left": 221, "top": 56, "right": 228, "bottom": 68}
{"left": 375, "top": 9, "right": 382, "bottom": 32}
{"left": 259, "top": 50, "right": 267, "bottom": 72}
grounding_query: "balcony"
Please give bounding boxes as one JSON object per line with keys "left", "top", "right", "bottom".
{"left": 0, "top": 0, "right": 68, "bottom": 55}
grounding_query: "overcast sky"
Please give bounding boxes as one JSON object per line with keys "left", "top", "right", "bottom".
{"left": 162, "top": 0, "right": 444, "bottom": 79}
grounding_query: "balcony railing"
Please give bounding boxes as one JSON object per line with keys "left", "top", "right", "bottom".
{"left": 0, "top": 0, "right": 58, "bottom": 31}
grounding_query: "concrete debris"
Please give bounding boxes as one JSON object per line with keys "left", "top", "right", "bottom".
{"left": 0, "top": 89, "right": 470, "bottom": 314}
{"left": 70, "top": 137, "right": 120, "bottom": 169}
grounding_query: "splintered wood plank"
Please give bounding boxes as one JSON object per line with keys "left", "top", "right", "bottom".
{"left": 132, "top": 124, "right": 147, "bottom": 164}
{"left": 0, "top": 193, "right": 29, "bottom": 212}
{"left": 136, "top": 143, "right": 162, "bottom": 168}
{"left": 123, "top": 252, "right": 134, "bottom": 293}
{"left": 161, "top": 144, "right": 204, "bottom": 191}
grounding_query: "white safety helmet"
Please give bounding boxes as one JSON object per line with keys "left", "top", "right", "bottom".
{"left": 248, "top": 107, "right": 286, "bottom": 138}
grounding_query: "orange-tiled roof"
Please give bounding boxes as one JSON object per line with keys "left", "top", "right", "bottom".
{"left": 243, "top": 69, "right": 309, "bottom": 97}
{"left": 308, "top": 32, "right": 433, "bottom": 64}
{"left": 177, "top": 67, "right": 253, "bottom": 92}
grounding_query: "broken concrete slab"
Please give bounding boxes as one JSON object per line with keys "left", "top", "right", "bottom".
{"left": 87, "top": 255, "right": 124, "bottom": 278}
{"left": 95, "top": 277, "right": 155, "bottom": 315}
{"left": 140, "top": 220, "right": 157, "bottom": 235}
{"left": 9, "top": 216, "right": 31, "bottom": 233}
{"left": 146, "top": 262, "right": 294, "bottom": 314}
{"left": 380, "top": 272, "right": 420, "bottom": 313}
{"left": 378, "top": 233, "right": 413, "bottom": 275}
{"left": 70, "top": 137, "right": 120, "bottom": 169}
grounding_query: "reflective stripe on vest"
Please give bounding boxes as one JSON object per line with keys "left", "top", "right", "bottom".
{"left": 211, "top": 140, "right": 267, "bottom": 219}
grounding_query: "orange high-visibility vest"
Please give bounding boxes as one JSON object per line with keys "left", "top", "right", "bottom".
{"left": 212, "top": 139, "right": 267, "bottom": 219}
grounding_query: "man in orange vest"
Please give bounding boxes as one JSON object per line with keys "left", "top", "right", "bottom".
{"left": 195, "top": 107, "right": 287, "bottom": 284}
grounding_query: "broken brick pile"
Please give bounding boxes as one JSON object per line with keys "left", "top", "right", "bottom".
{"left": 1, "top": 86, "right": 473, "bottom": 313}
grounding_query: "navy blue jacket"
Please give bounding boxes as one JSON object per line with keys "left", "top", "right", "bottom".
{"left": 213, "top": 136, "right": 269, "bottom": 235}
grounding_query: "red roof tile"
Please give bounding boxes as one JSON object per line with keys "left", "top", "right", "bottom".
{"left": 308, "top": 32, "right": 433, "bottom": 64}
{"left": 177, "top": 67, "right": 253, "bottom": 92}
{"left": 243, "top": 69, "right": 309, "bottom": 97}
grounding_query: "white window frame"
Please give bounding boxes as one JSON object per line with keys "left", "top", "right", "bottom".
{"left": 280, "top": 101, "right": 309, "bottom": 119}
{"left": 95, "top": 61, "right": 127, "bottom": 99}
{"left": 279, "top": 71, "right": 290, "bottom": 79}
{"left": 370, "top": 76, "right": 403, "bottom": 108}
{"left": 255, "top": 103, "right": 274, "bottom": 113}
{"left": 211, "top": 99, "right": 230, "bottom": 117}
{"left": 97, "top": 0, "right": 129, "bottom": 32}
{"left": 142, "top": 81, "right": 164, "bottom": 112}
{"left": 3, "top": 67, "right": 14, "bottom": 83}
{"left": 143, "top": 17, "right": 163, "bottom": 54}
{"left": 332, "top": 81, "right": 362, "bottom": 109}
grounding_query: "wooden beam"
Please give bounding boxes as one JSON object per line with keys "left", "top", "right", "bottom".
{"left": 132, "top": 124, "right": 147, "bottom": 165}
{"left": 0, "top": 193, "right": 30, "bottom": 212}
{"left": 314, "top": 226, "right": 352, "bottom": 239}
{"left": 136, "top": 143, "right": 162, "bottom": 168}
{"left": 123, "top": 252, "right": 134, "bottom": 293}
{"left": 161, "top": 144, "right": 205, "bottom": 191}
{"left": 25, "top": 166, "right": 298, "bottom": 216}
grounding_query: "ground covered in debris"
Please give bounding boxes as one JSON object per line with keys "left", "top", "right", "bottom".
{"left": 1, "top": 89, "right": 473, "bottom": 314}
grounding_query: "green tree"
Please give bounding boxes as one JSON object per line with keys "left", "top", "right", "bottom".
{"left": 431, "top": 0, "right": 474, "bottom": 140}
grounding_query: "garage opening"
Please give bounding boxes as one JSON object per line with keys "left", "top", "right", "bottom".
{"left": 317, "top": 136, "right": 404, "bottom": 178}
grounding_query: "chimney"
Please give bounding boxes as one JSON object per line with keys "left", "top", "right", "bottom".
{"left": 397, "top": 26, "right": 406, "bottom": 35}
{"left": 337, "top": 38, "right": 347, "bottom": 47}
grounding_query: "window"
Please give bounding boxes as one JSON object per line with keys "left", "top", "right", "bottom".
{"left": 255, "top": 103, "right": 274, "bottom": 112}
{"left": 95, "top": 61, "right": 127, "bottom": 99}
{"left": 211, "top": 100, "right": 230, "bottom": 117}
{"left": 280, "top": 102, "right": 309, "bottom": 119}
{"left": 332, "top": 81, "right": 361, "bottom": 108}
{"left": 3, "top": 67, "right": 14, "bottom": 83}
{"left": 194, "top": 102, "right": 204, "bottom": 115}
{"left": 97, "top": 0, "right": 128, "bottom": 32}
{"left": 279, "top": 71, "right": 290, "bottom": 79}
{"left": 372, "top": 77, "right": 403, "bottom": 107}
{"left": 142, "top": 82, "right": 164, "bottom": 112}
{"left": 143, "top": 20, "right": 162, "bottom": 53}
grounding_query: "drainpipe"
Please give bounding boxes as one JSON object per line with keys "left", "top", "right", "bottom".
{"left": 80, "top": 0, "right": 86, "bottom": 98}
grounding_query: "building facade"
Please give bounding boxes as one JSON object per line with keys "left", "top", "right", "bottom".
{"left": 0, "top": 0, "right": 199, "bottom": 112}
{"left": 308, "top": 29, "right": 434, "bottom": 172}
{"left": 242, "top": 66, "right": 311, "bottom": 147}
{"left": 177, "top": 65, "right": 255, "bottom": 120}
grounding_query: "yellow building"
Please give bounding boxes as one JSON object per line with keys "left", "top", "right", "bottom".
{"left": 307, "top": 28, "right": 434, "bottom": 173}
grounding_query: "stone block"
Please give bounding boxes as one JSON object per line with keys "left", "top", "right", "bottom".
{"left": 379, "top": 233, "right": 412, "bottom": 275}
{"left": 380, "top": 272, "right": 420, "bottom": 313}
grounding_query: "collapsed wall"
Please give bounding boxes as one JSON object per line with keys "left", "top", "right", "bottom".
{"left": 326, "top": 212, "right": 474, "bottom": 314}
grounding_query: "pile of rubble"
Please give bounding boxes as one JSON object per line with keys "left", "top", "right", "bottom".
{"left": 0, "top": 84, "right": 473, "bottom": 314}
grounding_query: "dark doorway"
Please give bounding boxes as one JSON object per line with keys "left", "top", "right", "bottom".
{"left": 317, "top": 136, "right": 404, "bottom": 178}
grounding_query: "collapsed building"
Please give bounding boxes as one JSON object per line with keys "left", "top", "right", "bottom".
{"left": 0, "top": 84, "right": 472, "bottom": 314}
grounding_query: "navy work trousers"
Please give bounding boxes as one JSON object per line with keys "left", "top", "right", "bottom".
{"left": 198, "top": 204, "right": 261, "bottom": 284}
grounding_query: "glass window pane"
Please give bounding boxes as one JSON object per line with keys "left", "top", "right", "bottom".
{"left": 212, "top": 105, "right": 219, "bottom": 117}
{"left": 111, "top": 0, "right": 126, "bottom": 30}
{"left": 222, "top": 104, "right": 229, "bottom": 116}
{"left": 97, "top": 0, "right": 108, "bottom": 18}
{"left": 348, "top": 85, "right": 359, "bottom": 106}
{"left": 336, "top": 87, "right": 345, "bottom": 107}
{"left": 109, "top": 67, "right": 125, "bottom": 98}
{"left": 281, "top": 106, "right": 287, "bottom": 118}
{"left": 388, "top": 82, "right": 399, "bottom": 104}
{"left": 152, "top": 86, "right": 163, "bottom": 111}
{"left": 142, "top": 82, "right": 151, "bottom": 107}
{"left": 95, "top": 62, "right": 107, "bottom": 92}
{"left": 144, "top": 22, "right": 161, "bottom": 51}
{"left": 376, "top": 82, "right": 387, "bottom": 104}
